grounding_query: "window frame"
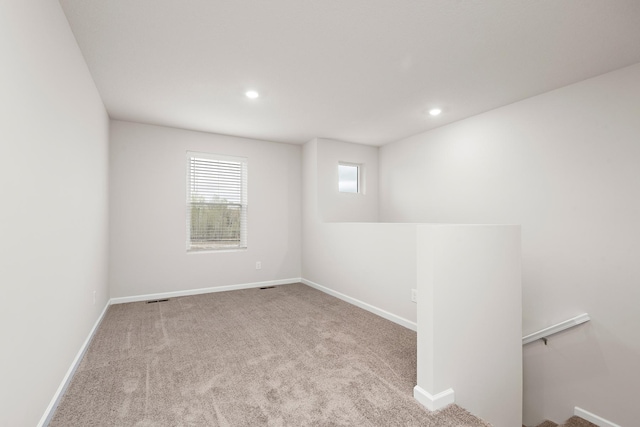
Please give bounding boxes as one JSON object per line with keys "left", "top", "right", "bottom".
{"left": 186, "top": 151, "right": 248, "bottom": 253}
{"left": 338, "top": 162, "right": 362, "bottom": 194}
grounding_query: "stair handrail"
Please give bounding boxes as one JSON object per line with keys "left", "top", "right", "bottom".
{"left": 522, "top": 313, "right": 590, "bottom": 345}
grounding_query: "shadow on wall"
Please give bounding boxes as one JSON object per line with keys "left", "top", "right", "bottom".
{"left": 523, "top": 318, "right": 631, "bottom": 426}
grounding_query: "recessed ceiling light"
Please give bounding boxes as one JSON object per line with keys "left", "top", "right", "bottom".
{"left": 245, "top": 90, "right": 259, "bottom": 99}
{"left": 429, "top": 108, "right": 442, "bottom": 116}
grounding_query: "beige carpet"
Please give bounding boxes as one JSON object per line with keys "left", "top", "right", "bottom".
{"left": 50, "top": 283, "right": 490, "bottom": 426}
{"left": 534, "top": 416, "right": 598, "bottom": 427}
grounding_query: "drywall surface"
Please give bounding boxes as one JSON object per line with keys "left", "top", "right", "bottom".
{"left": 316, "top": 138, "right": 379, "bottom": 222}
{"left": 302, "top": 139, "right": 415, "bottom": 324}
{"left": 380, "top": 63, "right": 640, "bottom": 426}
{"left": 416, "top": 225, "right": 522, "bottom": 427}
{"left": 305, "top": 221, "right": 418, "bottom": 325}
{"left": 0, "top": 1, "right": 109, "bottom": 425}
{"left": 304, "top": 140, "right": 522, "bottom": 427}
{"left": 109, "top": 121, "right": 301, "bottom": 298}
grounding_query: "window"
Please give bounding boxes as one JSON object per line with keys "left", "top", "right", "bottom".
{"left": 338, "top": 162, "right": 360, "bottom": 193}
{"left": 186, "top": 152, "right": 248, "bottom": 251}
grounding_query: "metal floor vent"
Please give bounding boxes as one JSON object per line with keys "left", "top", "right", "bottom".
{"left": 146, "top": 299, "right": 169, "bottom": 304}
{"left": 259, "top": 286, "right": 275, "bottom": 290}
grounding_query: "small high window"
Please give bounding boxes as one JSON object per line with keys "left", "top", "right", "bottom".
{"left": 186, "top": 152, "right": 248, "bottom": 251}
{"left": 338, "top": 163, "right": 360, "bottom": 194}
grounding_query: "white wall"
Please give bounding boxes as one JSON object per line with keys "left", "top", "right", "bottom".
{"left": 416, "top": 224, "right": 522, "bottom": 427}
{"left": 109, "top": 120, "right": 301, "bottom": 298}
{"left": 303, "top": 139, "right": 522, "bottom": 427}
{"left": 316, "top": 138, "right": 379, "bottom": 222}
{"left": 380, "top": 63, "right": 640, "bottom": 426}
{"left": 301, "top": 139, "right": 418, "bottom": 325}
{"left": 304, "top": 221, "right": 419, "bottom": 327}
{"left": 0, "top": 1, "right": 109, "bottom": 426}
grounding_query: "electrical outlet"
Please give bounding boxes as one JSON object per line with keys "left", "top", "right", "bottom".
{"left": 411, "top": 288, "right": 417, "bottom": 303}
{"left": 256, "top": 261, "right": 262, "bottom": 270}
{"left": 93, "top": 290, "right": 96, "bottom": 305}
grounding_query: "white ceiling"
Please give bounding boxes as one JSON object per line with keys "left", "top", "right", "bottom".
{"left": 60, "top": 0, "right": 640, "bottom": 146}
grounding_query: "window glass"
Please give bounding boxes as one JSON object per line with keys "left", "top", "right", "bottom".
{"left": 338, "top": 163, "right": 359, "bottom": 193}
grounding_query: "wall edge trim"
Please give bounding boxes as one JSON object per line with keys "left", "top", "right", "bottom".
{"left": 574, "top": 407, "right": 621, "bottom": 427}
{"left": 110, "top": 278, "right": 302, "bottom": 304}
{"left": 413, "top": 385, "right": 456, "bottom": 411}
{"left": 300, "top": 278, "right": 416, "bottom": 331}
{"left": 37, "top": 300, "right": 111, "bottom": 427}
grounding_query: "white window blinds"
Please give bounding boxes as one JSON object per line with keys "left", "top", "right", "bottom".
{"left": 186, "top": 152, "right": 248, "bottom": 251}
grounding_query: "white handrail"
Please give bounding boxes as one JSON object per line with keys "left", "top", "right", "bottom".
{"left": 522, "top": 313, "right": 590, "bottom": 345}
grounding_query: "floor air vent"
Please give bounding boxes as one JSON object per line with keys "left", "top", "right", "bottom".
{"left": 146, "top": 299, "right": 169, "bottom": 304}
{"left": 259, "top": 286, "right": 275, "bottom": 290}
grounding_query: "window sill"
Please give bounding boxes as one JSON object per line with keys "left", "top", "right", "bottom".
{"left": 187, "top": 248, "right": 247, "bottom": 255}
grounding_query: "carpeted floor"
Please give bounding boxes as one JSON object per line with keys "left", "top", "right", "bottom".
{"left": 50, "top": 283, "right": 490, "bottom": 426}
{"left": 534, "top": 416, "right": 598, "bottom": 427}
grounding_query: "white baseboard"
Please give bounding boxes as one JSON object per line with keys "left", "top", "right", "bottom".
{"left": 110, "top": 278, "right": 302, "bottom": 304}
{"left": 300, "top": 278, "right": 417, "bottom": 331}
{"left": 37, "top": 301, "right": 111, "bottom": 427}
{"left": 574, "top": 407, "right": 621, "bottom": 427}
{"left": 413, "top": 385, "right": 455, "bottom": 411}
